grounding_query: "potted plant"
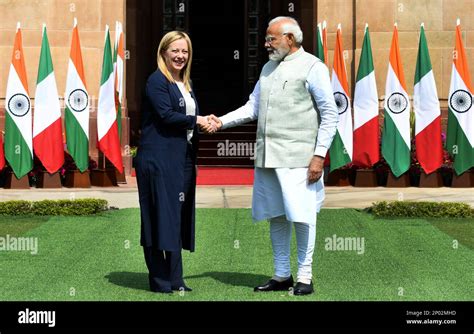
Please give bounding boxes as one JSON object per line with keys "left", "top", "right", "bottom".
{"left": 62, "top": 152, "right": 98, "bottom": 188}
{"left": 129, "top": 146, "right": 137, "bottom": 177}
{"left": 373, "top": 157, "right": 389, "bottom": 186}
{"left": 439, "top": 150, "right": 454, "bottom": 187}
{"left": 409, "top": 138, "right": 422, "bottom": 187}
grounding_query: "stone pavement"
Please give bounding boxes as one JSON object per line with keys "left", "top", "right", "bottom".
{"left": 0, "top": 176, "right": 472, "bottom": 209}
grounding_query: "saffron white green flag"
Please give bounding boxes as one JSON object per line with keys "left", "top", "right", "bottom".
{"left": 382, "top": 23, "right": 411, "bottom": 177}
{"left": 114, "top": 21, "right": 125, "bottom": 142}
{"left": 65, "top": 18, "right": 90, "bottom": 172}
{"left": 446, "top": 19, "right": 474, "bottom": 175}
{"left": 4, "top": 23, "right": 33, "bottom": 179}
{"left": 329, "top": 24, "right": 352, "bottom": 171}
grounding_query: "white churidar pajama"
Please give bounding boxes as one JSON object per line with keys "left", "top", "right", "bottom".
{"left": 220, "top": 59, "right": 338, "bottom": 284}
{"left": 252, "top": 167, "right": 323, "bottom": 283}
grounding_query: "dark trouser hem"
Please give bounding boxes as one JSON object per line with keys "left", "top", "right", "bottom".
{"left": 143, "top": 247, "right": 184, "bottom": 292}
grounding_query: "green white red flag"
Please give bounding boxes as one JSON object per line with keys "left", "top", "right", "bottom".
{"left": 97, "top": 25, "right": 123, "bottom": 173}
{"left": 413, "top": 23, "right": 442, "bottom": 174}
{"left": 33, "top": 24, "right": 64, "bottom": 173}
{"left": 353, "top": 24, "right": 379, "bottom": 167}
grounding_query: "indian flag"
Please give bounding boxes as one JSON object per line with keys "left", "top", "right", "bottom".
{"left": 315, "top": 21, "right": 329, "bottom": 67}
{"left": 414, "top": 23, "right": 442, "bottom": 175}
{"left": 0, "top": 132, "right": 4, "bottom": 171}
{"left": 329, "top": 24, "right": 352, "bottom": 172}
{"left": 382, "top": 23, "right": 411, "bottom": 177}
{"left": 315, "top": 22, "right": 324, "bottom": 62}
{"left": 353, "top": 24, "right": 379, "bottom": 168}
{"left": 4, "top": 23, "right": 33, "bottom": 179}
{"left": 65, "top": 18, "right": 90, "bottom": 173}
{"left": 322, "top": 21, "right": 329, "bottom": 67}
{"left": 446, "top": 19, "right": 474, "bottom": 175}
{"left": 316, "top": 21, "right": 331, "bottom": 167}
{"left": 97, "top": 25, "right": 123, "bottom": 173}
{"left": 114, "top": 21, "right": 125, "bottom": 142}
{"left": 33, "top": 24, "right": 64, "bottom": 174}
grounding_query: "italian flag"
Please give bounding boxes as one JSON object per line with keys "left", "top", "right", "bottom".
{"left": 382, "top": 23, "right": 411, "bottom": 177}
{"left": 97, "top": 25, "right": 123, "bottom": 173}
{"left": 353, "top": 24, "right": 379, "bottom": 168}
{"left": 65, "top": 18, "right": 90, "bottom": 172}
{"left": 414, "top": 23, "right": 442, "bottom": 174}
{"left": 329, "top": 24, "right": 352, "bottom": 172}
{"left": 446, "top": 19, "right": 474, "bottom": 175}
{"left": 114, "top": 21, "right": 125, "bottom": 142}
{"left": 33, "top": 24, "right": 64, "bottom": 174}
{"left": 4, "top": 23, "right": 33, "bottom": 179}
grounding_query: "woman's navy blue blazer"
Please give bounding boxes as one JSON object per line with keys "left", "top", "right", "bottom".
{"left": 135, "top": 69, "right": 199, "bottom": 252}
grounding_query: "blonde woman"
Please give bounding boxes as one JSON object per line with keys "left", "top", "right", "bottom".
{"left": 135, "top": 31, "right": 212, "bottom": 293}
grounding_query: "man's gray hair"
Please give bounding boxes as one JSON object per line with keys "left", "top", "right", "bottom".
{"left": 268, "top": 16, "right": 303, "bottom": 45}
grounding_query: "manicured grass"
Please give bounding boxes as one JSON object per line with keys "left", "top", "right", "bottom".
{"left": 0, "top": 209, "right": 472, "bottom": 301}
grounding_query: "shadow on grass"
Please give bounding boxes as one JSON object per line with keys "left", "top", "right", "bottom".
{"left": 427, "top": 218, "right": 474, "bottom": 250}
{"left": 105, "top": 272, "right": 149, "bottom": 291}
{"left": 0, "top": 216, "right": 51, "bottom": 236}
{"left": 105, "top": 271, "right": 268, "bottom": 291}
{"left": 185, "top": 272, "right": 268, "bottom": 288}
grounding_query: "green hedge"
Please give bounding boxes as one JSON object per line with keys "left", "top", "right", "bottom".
{"left": 0, "top": 199, "right": 109, "bottom": 216}
{"left": 368, "top": 201, "right": 474, "bottom": 218}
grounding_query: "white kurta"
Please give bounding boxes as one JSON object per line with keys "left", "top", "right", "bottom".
{"left": 219, "top": 55, "right": 338, "bottom": 226}
{"left": 252, "top": 167, "right": 325, "bottom": 225}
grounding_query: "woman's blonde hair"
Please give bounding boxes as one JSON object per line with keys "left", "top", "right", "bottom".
{"left": 157, "top": 31, "right": 193, "bottom": 91}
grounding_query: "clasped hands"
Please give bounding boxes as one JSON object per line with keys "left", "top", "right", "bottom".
{"left": 196, "top": 115, "right": 222, "bottom": 134}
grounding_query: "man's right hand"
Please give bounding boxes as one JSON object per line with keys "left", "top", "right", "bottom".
{"left": 208, "top": 114, "right": 223, "bottom": 131}
{"left": 196, "top": 115, "right": 215, "bottom": 134}
{"left": 307, "top": 155, "right": 325, "bottom": 184}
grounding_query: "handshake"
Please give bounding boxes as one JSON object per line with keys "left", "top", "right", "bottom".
{"left": 196, "top": 114, "right": 222, "bottom": 134}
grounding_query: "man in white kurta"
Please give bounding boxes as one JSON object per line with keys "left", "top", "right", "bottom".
{"left": 211, "top": 16, "right": 338, "bottom": 295}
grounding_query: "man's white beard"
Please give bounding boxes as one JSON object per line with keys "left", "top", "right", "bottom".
{"left": 268, "top": 46, "right": 290, "bottom": 61}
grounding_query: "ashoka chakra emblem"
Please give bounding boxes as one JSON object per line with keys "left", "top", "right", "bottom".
{"left": 333, "top": 92, "right": 348, "bottom": 115}
{"left": 7, "top": 93, "right": 30, "bottom": 117}
{"left": 68, "top": 89, "right": 89, "bottom": 112}
{"left": 388, "top": 92, "right": 408, "bottom": 114}
{"left": 449, "top": 89, "right": 472, "bottom": 114}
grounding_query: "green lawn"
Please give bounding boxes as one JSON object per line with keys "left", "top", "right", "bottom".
{"left": 0, "top": 208, "right": 473, "bottom": 301}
